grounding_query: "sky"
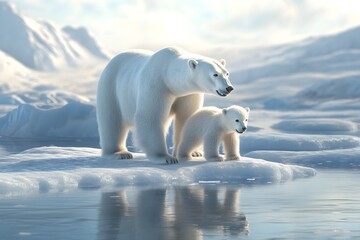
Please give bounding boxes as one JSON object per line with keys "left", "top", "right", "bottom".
{"left": 9, "top": 0, "right": 360, "bottom": 52}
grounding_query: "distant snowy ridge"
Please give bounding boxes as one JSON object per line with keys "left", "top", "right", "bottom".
{"left": 213, "top": 25, "right": 360, "bottom": 110}
{"left": 62, "top": 26, "right": 108, "bottom": 60}
{"left": 230, "top": 26, "right": 360, "bottom": 84}
{"left": 0, "top": 1, "right": 109, "bottom": 71}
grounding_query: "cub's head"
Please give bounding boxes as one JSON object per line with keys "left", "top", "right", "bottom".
{"left": 221, "top": 106, "right": 250, "bottom": 134}
{"left": 188, "top": 58, "right": 234, "bottom": 97}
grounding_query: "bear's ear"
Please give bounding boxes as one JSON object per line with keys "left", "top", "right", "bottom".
{"left": 222, "top": 108, "right": 227, "bottom": 115}
{"left": 219, "top": 59, "right": 226, "bottom": 66}
{"left": 188, "top": 59, "right": 198, "bottom": 70}
{"left": 245, "top": 107, "right": 250, "bottom": 113}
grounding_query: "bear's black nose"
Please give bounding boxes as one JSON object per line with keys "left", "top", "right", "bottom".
{"left": 242, "top": 127, "right": 247, "bottom": 131}
{"left": 226, "top": 86, "right": 234, "bottom": 93}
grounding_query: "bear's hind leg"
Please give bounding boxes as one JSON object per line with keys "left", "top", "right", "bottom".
{"left": 99, "top": 115, "right": 133, "bottom": 160}
{"left": 111, "top": 127, "right": 133, "bottom": 160}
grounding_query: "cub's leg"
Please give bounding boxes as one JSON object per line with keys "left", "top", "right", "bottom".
{"left": 223, "top": 133, "right": 240, "bottom": 160}
{"left": 204, "top": 131, "right": 224, "bottom": 162}
{"left": 177, "top": 133, "right": 202, "bottom": 161}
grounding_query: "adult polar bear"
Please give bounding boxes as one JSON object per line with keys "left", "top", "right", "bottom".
{"left": 97, "top": 47, "right": 234, "bottom": 164}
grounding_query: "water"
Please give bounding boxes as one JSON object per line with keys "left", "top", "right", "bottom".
{"left": 0, "top": 170, "right": 359, "bottom": 240}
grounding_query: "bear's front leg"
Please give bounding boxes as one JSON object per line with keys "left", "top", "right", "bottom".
{"left": 136, "top": 119, "right": 178, "bottom": 164}
{"left": 223, "top": 133, "right": 240, "bottom": 161}
{"left": 135, "top": 98, "right": 178, "bottom": 164}
{"left": 203, "top": 131, "right": 224, "bottom": 162}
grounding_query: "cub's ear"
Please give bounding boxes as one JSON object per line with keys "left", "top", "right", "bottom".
{"left": 188, "top": 59, "right": 198, "bottom": 70}
{"left": 245, "top": 107, "right": 250, "bottom": 113}
{"left": 219, "top": 59, "right": 226, "bottom": 66}
{"left": 222, "top": 108, "right": 227, "bottom": 115}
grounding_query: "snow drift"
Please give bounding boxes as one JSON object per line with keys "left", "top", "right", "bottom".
{"left": 245, "top": 148, "right": 360, "bottom": 169}
{"left": 0, "top": 101, "right": 97, "bottom": 138}
{"left": 241, "top": 133, "right": 360, "bottom": 155}
{"left": 298, "top": 75, "right": 360, "bottom": 101}
{"left": 272, "top": 119, "right": 358, "bottom": 135}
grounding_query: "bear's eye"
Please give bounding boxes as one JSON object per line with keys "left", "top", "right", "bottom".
{"left": 225, "top": 72, "right": 229, "bottom": 76}
{"left": 235, "top": 119, "right": 239, "bottom": 122}
{"left": 245, "top": 119, "right": 248, "bottom": 122}
{"left": 213, "top": 73, "right": 218, "bottom": 77}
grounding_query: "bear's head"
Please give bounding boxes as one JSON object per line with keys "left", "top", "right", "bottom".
{"left": 221, "top": 105, "right": 250, "bottom": 134}
{"left": 188, "top": 58, "right": 234, "bottom": 97}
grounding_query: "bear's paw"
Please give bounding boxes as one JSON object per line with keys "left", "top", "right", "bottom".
{"left": 191, "top": 151, "right": 203, "bottom": 157}
{"left": 112, "top": 151, "right": 134, "bottom": 160}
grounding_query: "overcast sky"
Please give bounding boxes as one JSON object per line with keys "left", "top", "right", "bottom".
{"left": 10, "top": 0, "right": 360, "bottom": 52}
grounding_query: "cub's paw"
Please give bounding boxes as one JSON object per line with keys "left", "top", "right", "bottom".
{"left": 191, "top": 151, "right": 203, "bottom": 157}
{"left": 112, "top": 151, "right": 133, "bottom": 160}
{"left": 206, "top": 156, "right": 224, "bottom": 162}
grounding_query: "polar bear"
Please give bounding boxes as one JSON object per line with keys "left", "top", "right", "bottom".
{"left": 96, "top": 47, "right": 234, "bottom": 164}
{"left": 177, "top": 106, "right": 250, "bottom": 162}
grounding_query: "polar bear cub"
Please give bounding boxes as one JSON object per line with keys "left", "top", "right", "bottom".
{"left": 177, "top": 106, "right": 250, "bottom": 162}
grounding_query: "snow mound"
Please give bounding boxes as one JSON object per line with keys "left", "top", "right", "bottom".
{"left": 245, "top": 148, "right": 360, "bottom": 169}
{"left": 298, "top": 75, "right": 360, "bottom": 100}
{"left": 272, "top": 119, "right": 358, "bottom": 135}
{"left": 241, "top": 133, "right": 360, "bottom": 155}
{"left": 0, "top": 101, "right": 97, "bottom": 138}
{"left": 0, "top": 146, "right": 316, "bottom": 197}
{"left": 0, "top": 1, "right": 109, "bottom": 71}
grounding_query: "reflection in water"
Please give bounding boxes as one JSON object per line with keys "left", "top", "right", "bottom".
{"left": 97, "top": 186, "right": 248, "bottom": 240}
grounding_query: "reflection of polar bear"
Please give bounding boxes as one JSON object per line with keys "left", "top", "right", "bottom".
{"left": 177, "top": 106, "right": 250, "bottom": 161}
{"left": 97, "top": 187, "right": 248, "bottom": 240}
{"left": 97, "top": 47, "right": 234, "bottom": 164}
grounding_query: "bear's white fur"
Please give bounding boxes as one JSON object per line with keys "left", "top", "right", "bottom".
{"left": 96, "top": 47, "right": 234, "bottom": 164}
{"left": 177, "top": 106, "right": 250, "bottom": 162}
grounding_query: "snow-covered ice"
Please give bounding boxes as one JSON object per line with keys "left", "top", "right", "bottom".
{"left": 0, "top": 146, "right": 316, "bottom": 197}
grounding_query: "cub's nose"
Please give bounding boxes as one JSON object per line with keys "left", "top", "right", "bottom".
{"left": 226, "top": 86, "right": 234, "bottom": 93}
{"left": 242, "top": 127, "right": 247, "bottom": 131}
